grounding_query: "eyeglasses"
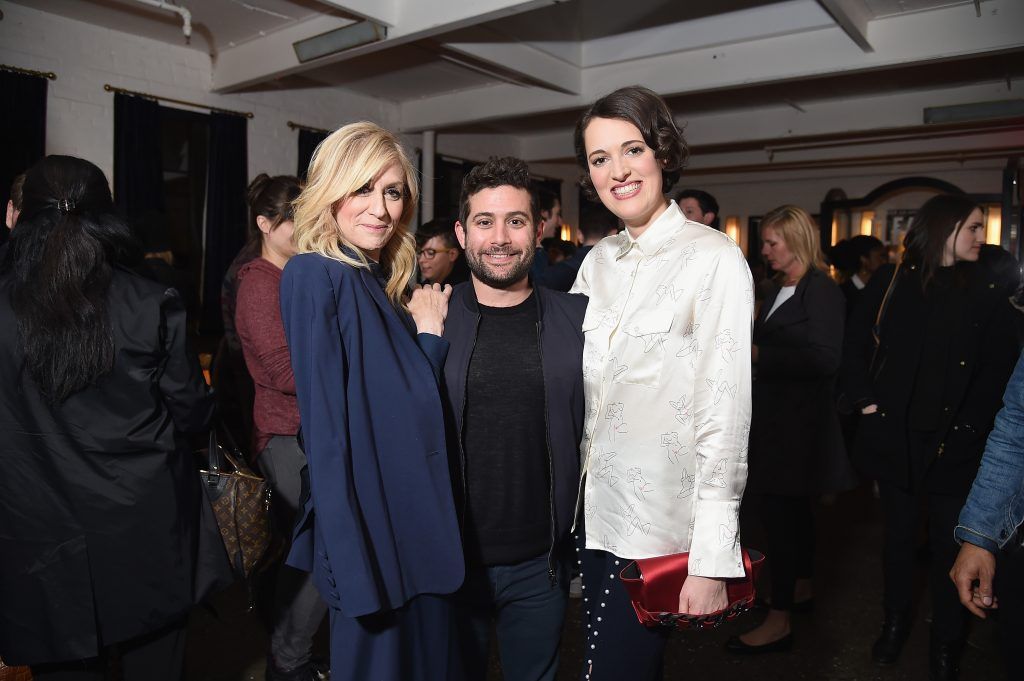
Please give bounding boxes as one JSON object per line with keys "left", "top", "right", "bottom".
{"left": 417, "top": 247, "right": 454, "bottom": 259}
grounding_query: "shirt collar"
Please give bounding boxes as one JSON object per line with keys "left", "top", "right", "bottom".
{"left": 613, "top": 201, "right": 684, "bottom": 260}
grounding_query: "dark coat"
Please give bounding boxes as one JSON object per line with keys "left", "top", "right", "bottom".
{"left": 441, "top": 282, "right": 587, "bottom": 572}
{"left": 280, "top": 253, "right": 464, "bottom": 620}
{"left": 748, "top": 268, "right": 857, "bottom": 495}
{"left": 0, "top": 270, "right": 214, "bottom": 666}
{"left": 840, "top": 263, "right": 1019, "bottom": 495}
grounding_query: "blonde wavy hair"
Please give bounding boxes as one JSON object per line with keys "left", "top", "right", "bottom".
{"left": 760, "top": 204, "right": 827, "bottom": 279}
{"left": 292, "top": 121, "right": 419, "bottom": 306}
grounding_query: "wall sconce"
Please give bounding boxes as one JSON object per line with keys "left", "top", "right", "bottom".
{"left": 831, "top": 217, "right": 839, "bottom": 246}
{"left": 560, "top": 223, "right": 573, "bottom": 242}
{"left": 860, "top": 210, "right": 875, "bottom": 237}
{"left": 986, "top": 206, "right": 1002, "bottom": 246}
{"left": 725, "top": 216, "right": 740, "bottom": 242}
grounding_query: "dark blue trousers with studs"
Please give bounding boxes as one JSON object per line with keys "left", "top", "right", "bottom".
{"left": 575, "top": 529, "right": 671, "bottom": 681}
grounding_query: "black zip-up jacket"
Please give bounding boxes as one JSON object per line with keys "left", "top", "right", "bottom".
{"left": 441, "top": 281, "right": 587, "bottom": 580}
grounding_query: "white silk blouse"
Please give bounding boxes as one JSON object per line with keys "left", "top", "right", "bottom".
{"left": 570, "top": 201, "right": 753, "bottom": 577}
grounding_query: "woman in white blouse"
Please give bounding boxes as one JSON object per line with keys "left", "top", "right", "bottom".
{"left": 569, "top": 85, "right": 754, "bottom": 679}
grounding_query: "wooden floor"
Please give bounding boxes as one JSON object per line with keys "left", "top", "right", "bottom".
{"left": 184, "top": 484, "right": 1006, "bottom": 681}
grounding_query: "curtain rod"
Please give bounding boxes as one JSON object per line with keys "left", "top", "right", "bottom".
{"left": 1, "top": 64, "right": 57, "bottom": 80}
{"left": 103, "top": 84, "right": 254, "bottom": 119}
{"left": 287, "top": 121, "right": 331, "bottom": 134}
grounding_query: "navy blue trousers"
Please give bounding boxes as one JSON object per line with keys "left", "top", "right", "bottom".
{"left": 328, "top": 594, "right": 462, "bottom": 681}
{"left": 453, "top": 553, "right": 568, "bottom": 681}
{"left": 575, "top": 533, "right": 670, "bottom": 681}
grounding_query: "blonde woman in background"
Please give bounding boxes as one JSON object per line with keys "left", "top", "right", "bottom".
{"left": 280, "top": 122, "right": 464, "bottom": 681}
{"left": 731, "top": 205, "right": 856, "bottom": 654}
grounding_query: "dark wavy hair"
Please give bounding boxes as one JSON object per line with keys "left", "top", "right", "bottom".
{"left": 573, "top": 85, "right": 689, "bottom": 199}
{"left": 2, "top": 155, "right": 139, "bottom": 403}
{"left": 902, "top": 194, "right": 980, "bottom": 288}
{"left": 238, "top": 173, "right": 301, "bottom": 261}
{"left": 458, "top": 156, "right": 540, "bottom": 228}
{"left": 415, "top": 216, "right": 460, "bottom": 250}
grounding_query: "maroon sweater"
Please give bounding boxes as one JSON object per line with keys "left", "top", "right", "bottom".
{"left": 235, "top": 257, "right": 299, "bottom": 453}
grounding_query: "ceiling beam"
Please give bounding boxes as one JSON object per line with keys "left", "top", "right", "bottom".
{"left": 514, "top": 81, "right": 1021, "bottom": 162}
{"left": 401, "top": 0, "right": 1023, "bottom": 132}
{"left": 312, "top": 0, "right": 399, "bottom": 26}
{"left": 441, "top": 39, "right": 581, "bottom": 94}
{"left": 212, "top": 0, "right": 555, "bottom": 92}
{"left": 815, "top": 0, "right": 874, "bottom": 52}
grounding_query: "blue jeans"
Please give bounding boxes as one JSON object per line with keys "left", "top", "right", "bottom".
{"left": 453, "top": 552, "right": 568, "bottom": 681}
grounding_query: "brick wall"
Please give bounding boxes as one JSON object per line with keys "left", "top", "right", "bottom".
{"left": 0, "top": 1, "right": 398, "bottom": 182}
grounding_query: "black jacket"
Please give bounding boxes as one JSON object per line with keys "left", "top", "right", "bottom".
{"left": 749, "top": 268, "right": 857, "bottom": 495}
{"left": 840, "top": 262, "right": 1018, "bottom": 494}
{"left": 0, "top": 269, "right": 214, "bottom": 665}
{"left": 441, "top": 282, "right": 587, "bottom": 577}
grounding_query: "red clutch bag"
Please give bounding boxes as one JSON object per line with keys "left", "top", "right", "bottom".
{"left": 619, "top": 548, "right": 765, "bottom": 630}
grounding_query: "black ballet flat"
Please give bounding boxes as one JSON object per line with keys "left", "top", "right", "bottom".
{"left": 725, "top": 632, "right": 794, "bottom": 655}
{"left": 753, "top": 597, "right": 814, "bottom": 613}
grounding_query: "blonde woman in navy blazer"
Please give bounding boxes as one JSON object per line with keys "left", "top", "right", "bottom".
{"left": 281, "top": 122, "right": 463, "bottom": 681}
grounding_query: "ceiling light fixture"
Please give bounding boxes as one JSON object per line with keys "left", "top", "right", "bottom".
{"left": 293, "top": 20, "right": 387, "bottom": 63}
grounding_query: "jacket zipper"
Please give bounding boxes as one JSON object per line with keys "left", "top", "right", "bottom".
{"left": 536, "top": 318, "right": 559, "bottom": 587}
{"left": 455, "top": 313, "right": 480, "bottom": 530}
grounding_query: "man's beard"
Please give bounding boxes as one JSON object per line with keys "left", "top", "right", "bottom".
{"left": 465, "top": 246, "right": 534, "bottom": 289}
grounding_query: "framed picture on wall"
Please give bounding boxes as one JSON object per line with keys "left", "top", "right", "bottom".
{"left": 886, "top": 209, "right": 917, "bottom": 245}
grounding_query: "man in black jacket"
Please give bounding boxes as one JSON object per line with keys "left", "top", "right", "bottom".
{"left": 442, "top": 157, "right": 587, "bottom": 681}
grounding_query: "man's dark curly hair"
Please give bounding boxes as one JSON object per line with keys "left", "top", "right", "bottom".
{"left": 573, "top": 85, "right": 689, "bottom": 200}
{"left": 415, "top": 216, "right": 460, "bottom": 250}
{"left": 459, "top": 156, "right": 540, "bottom": 229}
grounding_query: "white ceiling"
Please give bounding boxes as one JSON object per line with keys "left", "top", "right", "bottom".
{"left": 12, "top": 0, "right": 1023, "bottom": 163}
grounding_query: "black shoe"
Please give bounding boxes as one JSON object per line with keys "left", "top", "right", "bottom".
{"left": 929, "top": 638, "right": 961, "bottom": 681}
{"left": 265, "top": 658, "right": 331, "bottom": 681}
{"left": 753, "top": 597, "right": 814, "bottom": 613}
{"left": 871, "top": 610, "right": 911, "bottom": 665}
{"left": 725, "top": 632, "right": 794, "bottom": 654}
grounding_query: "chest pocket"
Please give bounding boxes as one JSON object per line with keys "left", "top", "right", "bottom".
{"left": 618, "top": 308, "right": 674, "bottom": 388}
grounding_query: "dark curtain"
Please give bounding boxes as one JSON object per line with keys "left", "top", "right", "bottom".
{"left": 202, "top": 112, "right": 248, "bottom": 332}
{"left": 297, "top": 128, "right": 328, "bottom": 181}
{"left": 113, "top": 93, "right": 165, "bottom": 225}
{"left": 0, "top": 69, "right": 47, "bottom": 240}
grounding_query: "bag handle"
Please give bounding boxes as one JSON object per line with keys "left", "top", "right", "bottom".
{"left": 871, "top": 261, "right": 901, "bottom": 350}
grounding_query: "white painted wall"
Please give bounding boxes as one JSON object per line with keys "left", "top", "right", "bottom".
{"left": 679, "top": 160, "right": 1008, "bottom": 255}
{"left": 0, "top": 1, "right": 398, "bottom": 183}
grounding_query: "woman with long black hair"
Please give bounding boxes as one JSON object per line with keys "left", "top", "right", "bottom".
{"left": 841, "top": 194, "right": 1018, "bottom": 680}
{"left": 0, "top": 155, "right": 214, "bottom": 681}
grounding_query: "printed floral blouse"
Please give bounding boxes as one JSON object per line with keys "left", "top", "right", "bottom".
{"left": 571, "top": 201, "right": 753, "bottom": 577}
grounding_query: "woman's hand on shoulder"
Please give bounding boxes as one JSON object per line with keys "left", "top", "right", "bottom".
{"left": 678, "top": 575, "right": 728, "bottom": 615}
{"left": 409, "top": 283, "right": 453, "bottom": 336}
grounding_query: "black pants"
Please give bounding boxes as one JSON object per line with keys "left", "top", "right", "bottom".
{"left": 996, "top": 540, "right": 1024, "bottom": 679}
{"left": 878, "top": 480, "right": 966, "bottom": 643}
{"left": 575, "top": 532, "right": 670, "bottom": 681}
{"left": 30, "top": 621, "right": 186, "bottom": 681}
{"left": 758, "top": 494, "right": 815, "bottom": 611}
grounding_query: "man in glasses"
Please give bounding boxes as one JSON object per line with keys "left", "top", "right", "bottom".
{"left": 415, "top": 216, "right": 469, "bottom": 286}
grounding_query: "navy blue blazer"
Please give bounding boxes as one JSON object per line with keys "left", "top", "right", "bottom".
{"left": 280, "top": 252, "right": 464, "bottom": 618}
